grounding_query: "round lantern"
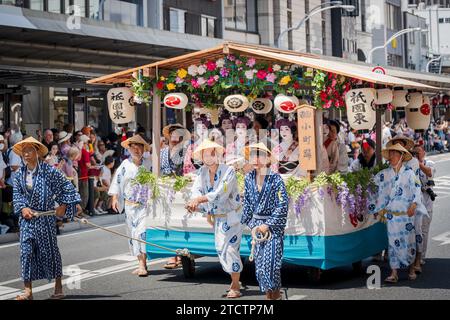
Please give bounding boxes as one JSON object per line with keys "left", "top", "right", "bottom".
{"left": 274, "top": 94, "right": 299, "bottom": 114}
{"left": 251, "top": 98, "right": 273, "bottom": 114}
{"left": 107, "top": 87, "right": 135, "bottom": 124}
{"left": 344, "top": 88, "right": 376, "bottom": 131}
{"left": 163, "top": 92, "right": 188, "bottom": 109}
{"left": 375, "top": 88, "right": 393, "bottom": 105}
{"left": 406, "top": 92, "right": 431, "bottom": 130}
{"left": 391, "top": 89, "right": 410, "bottom": 107}
{"left": 223, "top": 94, "right": 249, "bottom": 113}
{"left": 442, "top": 95, "right": 449, "bottom": 106}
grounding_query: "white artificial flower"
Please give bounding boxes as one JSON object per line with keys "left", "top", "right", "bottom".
{"left": 290, "top": 64, "right": 300, "bottom": 71}
{"left": 216, "top": 58, "right": 225, "bottom": 68}
{"left": 245, "top": 70, "right": 254, "bottom": 80}
{"left": 273, "top": 64, "right": 281, "bottom": 72}
{"left": 197, "top": 65, "right": 207, "bottom": 75}
{"left": 188, "top": 65, "right": 198, "bottom": 76}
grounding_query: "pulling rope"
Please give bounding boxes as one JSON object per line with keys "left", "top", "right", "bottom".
{"left": 248, "top": 227, "right": 272, "bottom": 262}
{"left": 31, "top": 210, "right": 191, "bottom": 257}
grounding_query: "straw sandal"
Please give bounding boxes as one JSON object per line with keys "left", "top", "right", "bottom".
{"left": 15, "top": 294, "right": 33, "bottom": 300}
{"left": 384, "top": 275, "right": 399, "bottom": 283}
{"left": 49, "top": 293, "right": 65, "bottom": 300}
{"left": 226, "top": 289, "right": 242, "bottom": 299}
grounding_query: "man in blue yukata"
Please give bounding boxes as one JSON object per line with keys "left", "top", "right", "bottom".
{"left": 12, "top": 137, "right": 81, "bottom": 300}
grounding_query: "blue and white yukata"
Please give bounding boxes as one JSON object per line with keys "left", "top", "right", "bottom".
{"left": 417, "top": 159, "right": 435, "bottom": 258}
{"left": 241, "top": 169, "right": 288, "bottom": 292}
{"left": 160, "top": 145, "right": 186, "bottom": 176}
{"left": 369, "top": 165, "right": 427, "bottom": 269}
{"left": 191, "top": 164, "right": 244, "bottom": 274}
{"left": 109, "top": 158, "right": 152, "bottom": 256}
{"left": 13, "top": 163, "right": 80, "bottom": 282}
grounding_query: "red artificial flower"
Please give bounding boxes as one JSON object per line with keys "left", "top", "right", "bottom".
{"left": 320, "top": 91, "right": 328, "bottom": 102}
{"left": 239, "top": 78, "right": 244, "bottom": 84}
{"left": 267, "top": 67, "right": 274, "bottom": 73}
{"left": 206, "top": 61, "right": 216, "bottom": 71}
{"left": 256, "top": 70, "right": 268, "bottom": 80}
{"left": 293, "top": 82, "right": 300, "bottom": 90}
{"left": 156, "top": 81, "right": 164, "bottom": 90}
{"left": 334, "top": 90, "right": 341, "bottom": 99}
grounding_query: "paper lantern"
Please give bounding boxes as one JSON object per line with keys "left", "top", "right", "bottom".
{"left": 375, "top": 88, "right": 393, "bottom": 105}
{"left": 391, "top": 89, "right": 410, "bottom": 107}
{"left": 406, "top": 92, "right": 431, "bottom": 130}
{"left": 274, "top": 94, "right": 299, "bottom": 114}
{"left": 223, "top": 94, "right": 249, "bottom": 113}
{"left": 442, "top": 95, "right": 449, "bottom": 106}
{"left": 251, "top": 98, "right": 273, "bottom": 114}
{"left": 345, "top": 88, "right": 376, "bottom": 131}
{"left": 107, "top": 87, "right": 135, "bottom": 124}
{"left": 163, "top": 92, "right": 188, "bottom": 109}
{"left": 432, "top": 96, "right": 439, "bottom": 107}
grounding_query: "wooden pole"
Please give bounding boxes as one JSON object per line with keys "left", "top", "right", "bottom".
{"left": 152, "top": 82, "right": 161, "bottom": 176}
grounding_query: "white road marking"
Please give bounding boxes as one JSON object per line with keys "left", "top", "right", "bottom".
{"left": 0, "top": 258, "right": 165, "bottom": 300}
{"left": 288, "top": 295, "right": 307, "bottom": 300}
{"left": 432, "top": 231, "right": 450, "bottom": 246}
{"left": 0, "top": 286, "right": 18, "bottom": 295}
{"left": 0, "top": 223, "right": 126, "bottom": 250}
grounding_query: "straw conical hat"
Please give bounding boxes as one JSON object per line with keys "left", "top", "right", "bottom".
{"left": 192, "top": 139, "right": 224, "bottom": 161}
{"left": 243, "top": 142, "right": 273, "bottom": 161}
{"left": 13, "top": 136, "right": 48, "bottom": 158}
{"left": 386, "top": 135, "right": 415, "bottom": 151}
{"left": 162, "top": 123, "right": 191, "bottom": 141}
{"left": 382, "top": 143, "right": 412, "bottom": 162}
{"left": 121, "top": 134, "right": 151, "bottom": 152}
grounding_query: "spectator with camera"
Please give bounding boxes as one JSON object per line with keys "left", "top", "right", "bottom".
{"left": 412, "top": 144, "right": 436, "bottom": 269}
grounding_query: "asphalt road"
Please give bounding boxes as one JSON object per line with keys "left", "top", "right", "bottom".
{"left": 1, "top": 153, "right": 450, "bottom": 300}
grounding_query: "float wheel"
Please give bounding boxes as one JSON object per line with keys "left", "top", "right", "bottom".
{"left": 307, "top": 267, "right": 322, "bottom": 283}
{"left": 181, "top": 256, "right": 196, "bottom": 278}
{"left": 352, "top": 261, "right": 364, "bottom": 275}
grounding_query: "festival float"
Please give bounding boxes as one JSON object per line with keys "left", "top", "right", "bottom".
{"left": 88, "top": 43, "right": 435, "bottom": 281}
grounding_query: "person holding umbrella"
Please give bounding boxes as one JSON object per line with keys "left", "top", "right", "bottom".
{"left": 12, "top": 137, "right": 81, "bottom": 300}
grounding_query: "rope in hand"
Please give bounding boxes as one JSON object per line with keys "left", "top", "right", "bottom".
{"left": 248, "top": 227, "right": 272, "bottom": 262}
{"left": 31, "top": 210, "right": 191, "bottom": 257}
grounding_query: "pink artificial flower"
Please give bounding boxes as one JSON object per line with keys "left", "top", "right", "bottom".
{"left": 266, "top": 73, "right": 276, "bottom": 83}
{"left": 207, "top": 76, "right": 216, "bottom": 86}
{"left": 246, "top": 58, "right": 256, "bottom": 67}
{"left": 235, "top": 59, "right": 242, "bottom": 66}
{"left": 206, "top": 61, "right": 216, "bottom": 71}
{"left": 220, "top": 67, "right": 229, "bottom": 77}
{"left": 227, "top": 54, "right": 236, "bottom": 61}
{"left": 213, "top": 75, "right": 219, "bottom": 81}
{"left": 324, "top": 100, "right": 333, "bottom": 109}
{"left": 197, "top": 77, "right": 206, "bottom": 86}
{"left": 331, "top": 79, "right": 337, "bottom": 88}
{"left": 256, "top": 70, "right": 268, "bottom": 80}
{"left": 191, "top": 79, "right": 200, "bottom": 88}
{"left": 175, "top": 77, "right": 184, "bottom": 84}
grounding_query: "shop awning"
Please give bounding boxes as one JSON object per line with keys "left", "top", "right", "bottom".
{"left": 87, "top": 42, "right": 438, "bottom": 91}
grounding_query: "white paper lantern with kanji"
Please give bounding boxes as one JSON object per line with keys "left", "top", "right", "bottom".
{"left": 345, "top": 88, "right": 376, "bottom": 131}
{"left": 251, "top": 98, "right": 273, "bottom": 114}
{"left": 391, "top": 89, "right": 410, "bottom": 107}
{"left": 107, "top": 87, "right": 135, "bottom": 124}
{"left": 274, "top": 94, "right": 299, "bottom": 114}
{"left": 406, "top": 92, "right": 431, "bottom": 130}
{"left": 223, "top": 94, "right": 249, "bottom": 113}
{"left": 163, "top": 92, "right": 188, "bottom": 109}
{"left": 375, "top": 88, "right": 393, "bottom": 105}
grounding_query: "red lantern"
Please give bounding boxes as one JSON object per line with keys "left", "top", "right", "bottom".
{"left": 420, "top": 104, "right": 431, "bottom": 116}
{"left": 442, "top": 95, "right": 449, "bottom": 106}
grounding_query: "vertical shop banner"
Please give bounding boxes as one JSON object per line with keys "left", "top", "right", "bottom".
{"left": 297, "top": 105, "right": 317, "bottom": 171}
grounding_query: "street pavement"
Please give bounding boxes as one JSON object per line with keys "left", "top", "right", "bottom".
{"left": 1, "top": 153, "right": 450, "bottom": 300}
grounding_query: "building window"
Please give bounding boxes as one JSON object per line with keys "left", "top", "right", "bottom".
{"left": 446, "top": 18, "right": 450, "bottom": 23}
{"left": 201, "top": 15, "right": 216, "bottom": 38}
{"left": 409, "top": 31, "right": 415, "bottom": 44}
{"left": 439, "top": 18, "right": 444, "bottom": 23}
{"left": 287, "top": 6, "right": 293, "bottom": 50}
{"left": 170, "top": 8, "right": 186, "bottom": 33}
{"left": 386, "top": 3, "right": 401, "bottom": 30}
{"left": 224, "top": 0, "right": 257, "bottom": 33}
{"left": 47, "top": 0, "right": 62, "bottom": 13}
{"left": 29, "top": 0, "right": 45, "bottom": 11}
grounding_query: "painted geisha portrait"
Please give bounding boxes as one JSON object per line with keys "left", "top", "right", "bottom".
{"left": 272, "top": 118, "right": 299, "bottom": 174}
